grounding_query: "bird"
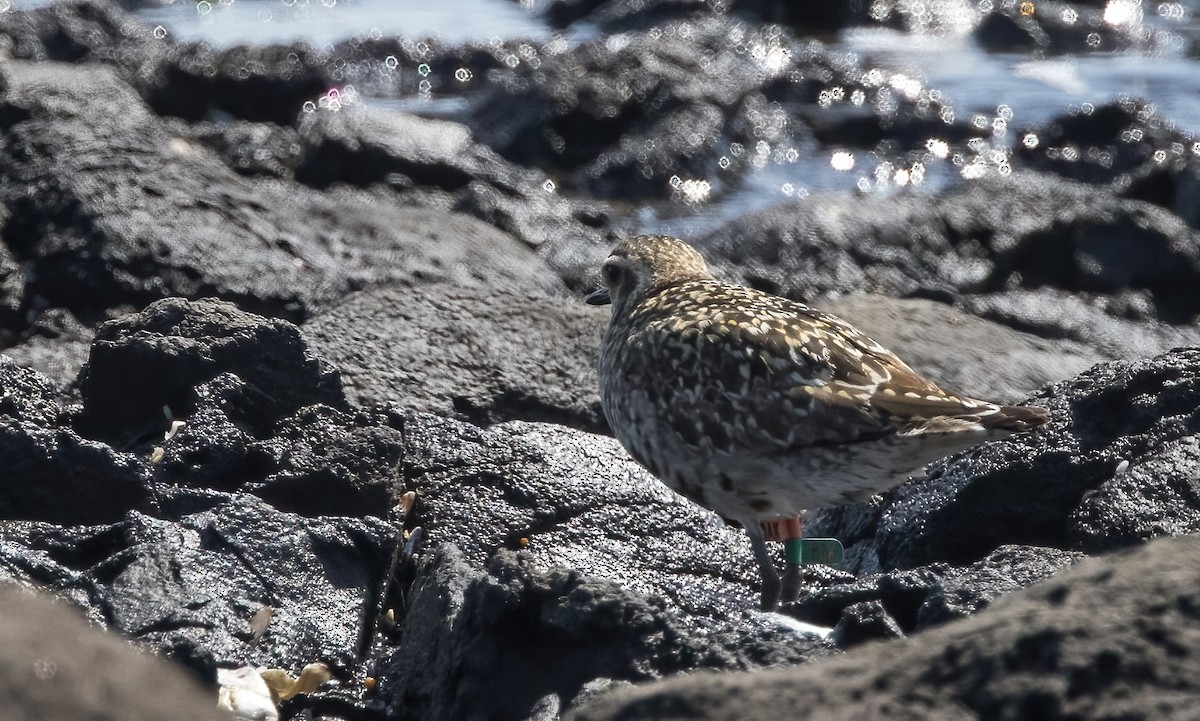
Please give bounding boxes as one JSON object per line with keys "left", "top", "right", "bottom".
{"left": 586, "top": 235, "right": 1050, "bottom": 610}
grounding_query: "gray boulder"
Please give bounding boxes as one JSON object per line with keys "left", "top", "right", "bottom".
{"left": 305, "top": 283, "right": 608, "bottom": 433}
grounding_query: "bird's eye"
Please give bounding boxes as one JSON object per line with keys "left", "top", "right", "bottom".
{"left": 603, "top": 262, "right": 622, "bottom": 285}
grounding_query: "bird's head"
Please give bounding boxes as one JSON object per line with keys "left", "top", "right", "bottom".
{"left": 586, "top": 235, "right": 713, "bottom": 314}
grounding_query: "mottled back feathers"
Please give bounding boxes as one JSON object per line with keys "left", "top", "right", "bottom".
{"left": 595, "top": 235, "right": 1049, "bottom": 465}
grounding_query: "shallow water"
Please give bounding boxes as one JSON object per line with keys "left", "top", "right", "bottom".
{"left": 135, "top": 0, "right": 549, "bottom": 47}
{"left": 125, "top": 0, "right": 1200, "bottom": 234}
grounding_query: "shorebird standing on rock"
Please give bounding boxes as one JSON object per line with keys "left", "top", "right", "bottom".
{"left": 587, "top": 235, "right": 1050, "bottom": 610}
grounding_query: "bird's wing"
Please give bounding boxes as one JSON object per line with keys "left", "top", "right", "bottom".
{"left": 785, "top": 305, "right": 996, "bottom": 422}
{"left": 634, "top": 284, "right": 1020, "bottom": 452}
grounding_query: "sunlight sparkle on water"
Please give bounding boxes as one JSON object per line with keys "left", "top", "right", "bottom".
{"left": 830, "top": 151, "right": 855, "bottom": 171}
{"left": 889, "top": 73, "right": 923, "bottom": 100}
{"left": 1157, "top": 3, "right": 1188, "bottom": 20}
{"left": 925, "top": 138, "right": 950, "bottom": 158}
{"left": 1103, "top": 0, "right": 1142, "bottom": 27}
{"left": 750, "top": 37, "right": 792, "bottom": 74}
{"left": 669, "top": 176, "right": 712, "bottom": 205}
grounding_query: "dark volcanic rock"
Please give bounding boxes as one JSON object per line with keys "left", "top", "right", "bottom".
{"left": 974, "top": 11, "right": 1043, "bottom": 52}
{"left": 305, "top": 283, "right": 607, "bottom": 433}
{"left": 0, "top": 357, "right": 150, "bottom": 525}
{"left": 779, "top": 546, "right": 1081, "bottom": 648}
{"left": 0, "top": 421, "right": 150, "bottom": 525}
{"left": 0, "top": 60, "right": 560, "bottom": 327}
{"left": 0, "top": 309, "right": 93, "bottom": 389}
{"left": 173, "top": 118, "right": 306, "bottom": 180}
{"left": 151, "top": 376, "right": 403, "bottom": 518}
{"left": 974, "top": 2, "right": 1125, "bottom": 55}
{"left": 384, "top": 411, "right": 836, "bottom": 719}
{"left": 567, "top": 534, "right": 1200, "bottom": 721}
{"left": 75, "top": 297, "right": 345, "bottom": 445}
{"left": 0, "top": 355, "right": 62, "bottom": 425}
{"left": 1015, "top": 99, "right": 1200, "bottom": 231}
{"left": 1, "top": 493, "right": 392, "bottom": 674}
{"left": 292, "top": 104, "right": 618, "bottom": 289}
{"left": 917, "top": 545, "right": 1083, "bottom": 627}
{"left": 0, "top": 242, "right": 23, "bottom": 332}
{"left": 1069, "top": 434, "right": 1200, "bottom": 552}
{"left": 468, "top": 14, "right": 965, "bottom": 202}
{"left": 382, "top": 544, "right": 823, "bottom": 721}
{"left": 830, "top": 599, "right": 904, "bottom": 647}
{"left": 1, "top": 299, "right": 399, "bottom": 682}
{"left": 467, "top": 17, "right": 785, "bottom": 200}
{"left": 0, "top": 585, "right": 225, "bottom": 721}
{"left": 789, "top": 565, "right": 946, "bottom": 637}
{"left": 0, "top": 0, "right": 165, "bottom": 68}
{"left": 704, "top": 171, "right": 1200, "bottom": 326}
{"left": 958, "top": 287, "right": 1200, "bottom": 362}
{"left": 144, "top": 43, "right": 332, "bottom": 126}
{"left": 296, "top": 104, "right": 536, "bottom": 195}
{"left": 401, "top": 411, "right": 765, "bottom": 615}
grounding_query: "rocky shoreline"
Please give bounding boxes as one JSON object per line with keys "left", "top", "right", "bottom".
{"left": 1, "top": 1, "right": 1199, "bottom": 719}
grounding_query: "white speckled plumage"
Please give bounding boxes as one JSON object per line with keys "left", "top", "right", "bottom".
{"left": 590, "top": 235, "right": 1049, "bottom": 608}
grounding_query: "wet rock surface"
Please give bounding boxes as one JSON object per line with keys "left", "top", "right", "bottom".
{"left": 0, "top": 0, "right": 1198, "bottom": 719}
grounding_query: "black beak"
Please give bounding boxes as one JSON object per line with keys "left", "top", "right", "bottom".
{"left": 585, "top": 288, "right": 611, "bottom": 306}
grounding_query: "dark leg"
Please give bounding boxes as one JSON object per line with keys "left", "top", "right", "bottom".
{"left": 745, "top": 523, "right": 781, "bottom": 610}
{"left": 758, "top": 516, "right": 805, "bottom": 607}
{"left": 780, "top": 559, "right": 803, "bottom": 605}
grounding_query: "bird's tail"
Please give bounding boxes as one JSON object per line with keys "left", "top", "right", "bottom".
{"left": 981, "top": 404, "right": 1051, "bottom": 431}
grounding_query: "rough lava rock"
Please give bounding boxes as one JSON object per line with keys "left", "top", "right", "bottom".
{"left": 567, "top": 534, "right": 1200, "bottom": 721}
{"left": 0, "top": 356, "right": 151, "bottom": 525}
{"left": 1, "top": 492, "right": 394, "bottom": 674}
{"left": 75, "top": 297, "right": 345, "bottom": 445}
{"left": 382, "top": 411, "right": 838, "bottom": 720}
{"left": 291, "top": 103, "right": 617, "bottom": 292}
{"left": 0, "top": 59, "right": 560, "bottom": 328}
{"left": 466, "top": 16, "right": 788, "bottom": 200}
{"left": 0, "top": 309, "right": 94, "bottom": 389}
{"left": 703, "top": 171, "right": 1200, "bottom": 326}
{"left": 1, "top": 298, "right": 399, "bottom": 680}
{"left": 381, "top": 544, "right": 826, "bottom": 721}
{"left": 305, "top": 283, "right": 609, "bottom": 433}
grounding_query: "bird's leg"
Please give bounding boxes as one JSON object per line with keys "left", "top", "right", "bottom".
{"left": 780, "top": 539, "right": 804, "bottom": 605}
{"left": 760, "top": 517, "right": 804, "bottom": 607}
{"left": 745, "top": 522, "right": 781, "bottom": 610}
